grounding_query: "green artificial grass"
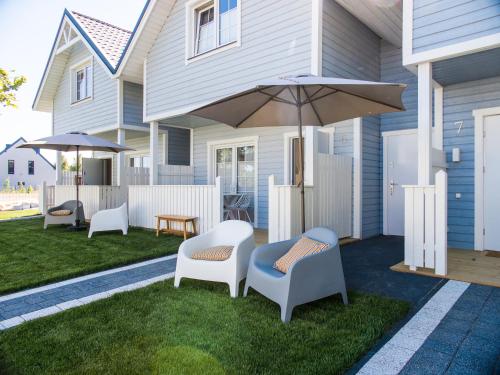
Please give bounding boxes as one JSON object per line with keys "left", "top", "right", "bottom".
{"left": 0, "top": 218, "right": 183, "bottom": 295}
{"left": 0, "top": 279, "right": 409, "bottom": 375}
{"left": 0, "top": 209, "right": 40, "bottom": 220}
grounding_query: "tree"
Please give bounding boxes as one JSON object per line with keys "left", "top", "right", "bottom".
{"left": 0, "top": 68, "right": 27, "bottom": 108}
{"left": 61, "top": 155, "right": 70, "bottom": 171}
{"left": 2, "top": 178, "right": 10, "bottom": 192}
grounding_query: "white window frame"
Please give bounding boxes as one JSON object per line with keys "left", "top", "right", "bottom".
{"left": 207, "top": 136, "right": 259, "bottom": 227}
{"left": 70, "top": 57, "right": 93, "bottom": 106}
{"left": 185, "top": 0, "right": 241, "bottom": 64}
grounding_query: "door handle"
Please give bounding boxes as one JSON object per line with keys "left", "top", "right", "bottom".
{"left": 389, "top": 180, "right": 398, "bottom": 195}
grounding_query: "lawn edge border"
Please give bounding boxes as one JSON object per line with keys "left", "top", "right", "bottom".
{"left": 0, "top": 255, "right": 177, "bottom": 303}
{"left": 0, "top": 272, "right": 176, "bottom": 330}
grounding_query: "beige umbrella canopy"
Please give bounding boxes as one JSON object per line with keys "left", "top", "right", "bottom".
{"left": 190, "top": 75, "right": 406, "bottom": 232}
{"left": 18, "top": 132, "right": 133, "bottom": 230}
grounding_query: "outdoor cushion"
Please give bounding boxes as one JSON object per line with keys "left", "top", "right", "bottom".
{"left": 273, "top": 236, "right": 329, "bottom": 273}
{"left": 191, "top": 246, "right": 234, "bottom": 261}
{"left": 49, "top": 209, "right": 72, "bottom": 216}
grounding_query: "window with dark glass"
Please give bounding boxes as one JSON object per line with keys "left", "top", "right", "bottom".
{"left": 8, "top": 160, "right": 14, "bottom": 174}
{"left": 28, "top": 160, "right": 34, "bottom": 175}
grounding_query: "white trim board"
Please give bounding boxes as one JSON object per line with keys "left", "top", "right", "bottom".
{"left": 310, "top": 0, "right": 323, "bottom": 76}
{"left": 402, "top": 0, "right": 500, "bottom": 67}
{"left": 473, "top": 106, "right": 500, "bottom": 251}
{"left": 352, "top": 118, "right": 362, "bottom": 239}
{"left": 382, "top": 129, "right": 418, "bottom": 235}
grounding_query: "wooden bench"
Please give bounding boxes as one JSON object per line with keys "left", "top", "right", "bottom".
{"left": 156, "top": 215, "right": 197, "bottom": 240}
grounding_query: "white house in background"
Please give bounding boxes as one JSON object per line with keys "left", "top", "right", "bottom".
{"left": 32, "top": 0, "right": 500, "bottom": 277}
{"left": 0, "top": 137, "right": 56, "bottom": 188}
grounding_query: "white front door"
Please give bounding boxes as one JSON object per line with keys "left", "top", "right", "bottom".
{"left": 483, "top": 115, "right": 500, "bottom": 251}
{"left": 384, "top": 131, "right": 418, "bottom": 236}
{"left": 214, "top": 144, "right": 256, "bottom": 223}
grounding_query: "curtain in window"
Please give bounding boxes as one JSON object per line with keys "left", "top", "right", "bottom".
{"left": 219, "top": 0, "right": 237, "bottom": 45}
{"left": 197, "top": 7, "right": 215, "bottom": 54}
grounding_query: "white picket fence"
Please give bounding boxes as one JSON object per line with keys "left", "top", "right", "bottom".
{"left": 54, "top": 185, "right": 127, "bottom": 220}
{"left": 158, "top": 165, "right": 194, "bottom": 185}
{"left": 268, "top": 154, "right": 353, "bottom": 242}
{"left": 126, "top": 165, "right": 194, "bottom": 185}
{"left": 128, "top": 177, "right": 222, "bottom": 234}
{"left": 0, "top": 192, "right": 38, "bottom": 204}
{"left": 126, "top": 167, "right": 149, "bottom": 185}
{"left": 60, "top": 171, "right": 76, "bottom": 185}
{"left": 403, "top": 170, "right": 447, "bottom": 276}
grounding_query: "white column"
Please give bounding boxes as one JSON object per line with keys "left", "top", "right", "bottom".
{"left": 417, "top": 62, "right": 433, "bottom": 185}
{"left": 116, "top": 129, "right": 126, "bottom": 186}
{"left": 433, "top": 85, "right": 443, "bottom": 151}
{"left": 150, "top": 121, "right": 159, "bottom": 185}
{"left": 352, "top": 118, "right": 363, "bottom": 239}
{"left": 56, "top": 151, "right": 63, "bottom": 185}
{"left": 304, "top": 126, "right": 317, "bottom": 186}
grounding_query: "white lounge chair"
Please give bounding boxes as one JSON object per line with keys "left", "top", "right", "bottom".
{"left": 174, "top": 220, "right": 255, "bottom": 297}
{"left": 88, "top": 203, "right": 128, "bottom": 238}
{"left": 44, "top": 200, "right": 85, "bottom": 229}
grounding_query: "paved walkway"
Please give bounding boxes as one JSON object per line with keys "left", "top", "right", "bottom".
{"left": 0, "top": 255, "right": 177, "bottom": 330}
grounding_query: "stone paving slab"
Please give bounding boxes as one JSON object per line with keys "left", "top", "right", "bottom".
{"left": 0, "top": 255, "right": 177, "bottom": 329}
{"left": 399, "top": 284, "right": 500, "bottom": 375}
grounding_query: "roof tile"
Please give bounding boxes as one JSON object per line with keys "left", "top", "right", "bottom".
{"left": 71, "top": 11, "right": 131, "bottom": 69}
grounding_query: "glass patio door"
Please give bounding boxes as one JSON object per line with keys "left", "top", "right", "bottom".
{"left": 215, "top": 144, "right": 255, "bottom": 223}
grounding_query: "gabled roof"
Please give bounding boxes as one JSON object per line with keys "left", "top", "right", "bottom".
{"left": 0, "top": 137, "right": 55, "bottom": 169}
{"left": 33, "top": 9, "right": 133, "bottom": 112}
{"left": 72, "top": 11, "right": 132, "bottom": 70}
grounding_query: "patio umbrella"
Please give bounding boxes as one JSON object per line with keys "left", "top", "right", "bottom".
{"left": 18, "top": 132, "right": 133, "bottom": 230}
{"left": 189, "top": 75, "right": 406, "bottom": 233}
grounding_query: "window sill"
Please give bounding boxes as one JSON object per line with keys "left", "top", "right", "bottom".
{"left": 186, "top": 41, "right": 239, "bottom": 65}
{"left": 70, "top": 97, "right": 93, "bottom": 107}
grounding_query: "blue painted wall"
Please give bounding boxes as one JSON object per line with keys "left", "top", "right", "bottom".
{"left": 443, "top": 76, "right": 500, "bottom": 249}
{"left": 413, "top": 0, "right": 500, "bottom": 53}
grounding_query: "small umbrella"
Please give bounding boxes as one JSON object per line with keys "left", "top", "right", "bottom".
{"left": 189, "top": 75, "right": 406, "bottom": 233}
{"left": 18, "top": 132, "right": 133, "bottom": 230}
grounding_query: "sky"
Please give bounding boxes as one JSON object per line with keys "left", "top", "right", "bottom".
{"left": 0, "top": 0, "right": 145, "bottom": 162}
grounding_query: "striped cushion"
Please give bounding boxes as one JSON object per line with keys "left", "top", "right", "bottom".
{"left": 50, "top": 209, "right": 72, "bottom": 216}
{"left": 273, "top": 236, "right": 329, "bottom": 274}
{"left": 191, "top": 246, "right": 234, "bottom": 261}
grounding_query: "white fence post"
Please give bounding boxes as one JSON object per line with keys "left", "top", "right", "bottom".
{"left": 435, "top": 170, "right": 447, "bottom": 276}
{"left": 39, "top": 181, "right": 47, "bottom": 215}
{"left": 214, "top": 176, "right": 223, "bottom": 224}
{"left": 268, "top": 175, "right": 277, "bottom": 243}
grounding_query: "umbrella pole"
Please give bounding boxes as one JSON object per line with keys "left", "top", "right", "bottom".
{"left": 75, "top": 146, "right": 80, "bottom": 229}
{"left": 297, "top": 87, "right": 305, "bottom": 234}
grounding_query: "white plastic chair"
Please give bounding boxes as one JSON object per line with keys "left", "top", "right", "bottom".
{"left": 174, "top": 220, "right": 255, "bottom": 297}
{"left": 88, "top": 203, "right": 128, "bottom": 238}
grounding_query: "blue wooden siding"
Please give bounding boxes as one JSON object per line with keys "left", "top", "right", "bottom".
{"left": 123, "top": 81, "right": 146, "bottom": 126}
{"left": 53, "top": 42, "right": 117, "bottom": 135}
{"left": 380, "top": 41, "right": 418, "bottom": 133}
{"left": 164, "top": 126, "right": 190, "bottom": 166}
{"left": 443, "top": 76, "right": 500, "bottom": 249}
{"left": 362, "top": 116, "right": 381, "bottom": 238}
{"left": 413, "top": 0, "right": 500, "bottom": 53}
{"left": 322, "top": 0, "right": 380, "bottom": 81}
{"left": 146, "top": 0, "right": 312, "bottom": 118}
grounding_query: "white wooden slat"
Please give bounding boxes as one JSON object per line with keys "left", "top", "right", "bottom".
{"left": 414, "top": 187, "right": 425, "bottom": 268}
{"left": 424, "top": 187, "right": 435, "bottom": 269}
{"left": 435, "top": 170, "right": 448, "bottom": 276}
{"left": 404, "top": 187, "right": 415, "bottom": 268}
